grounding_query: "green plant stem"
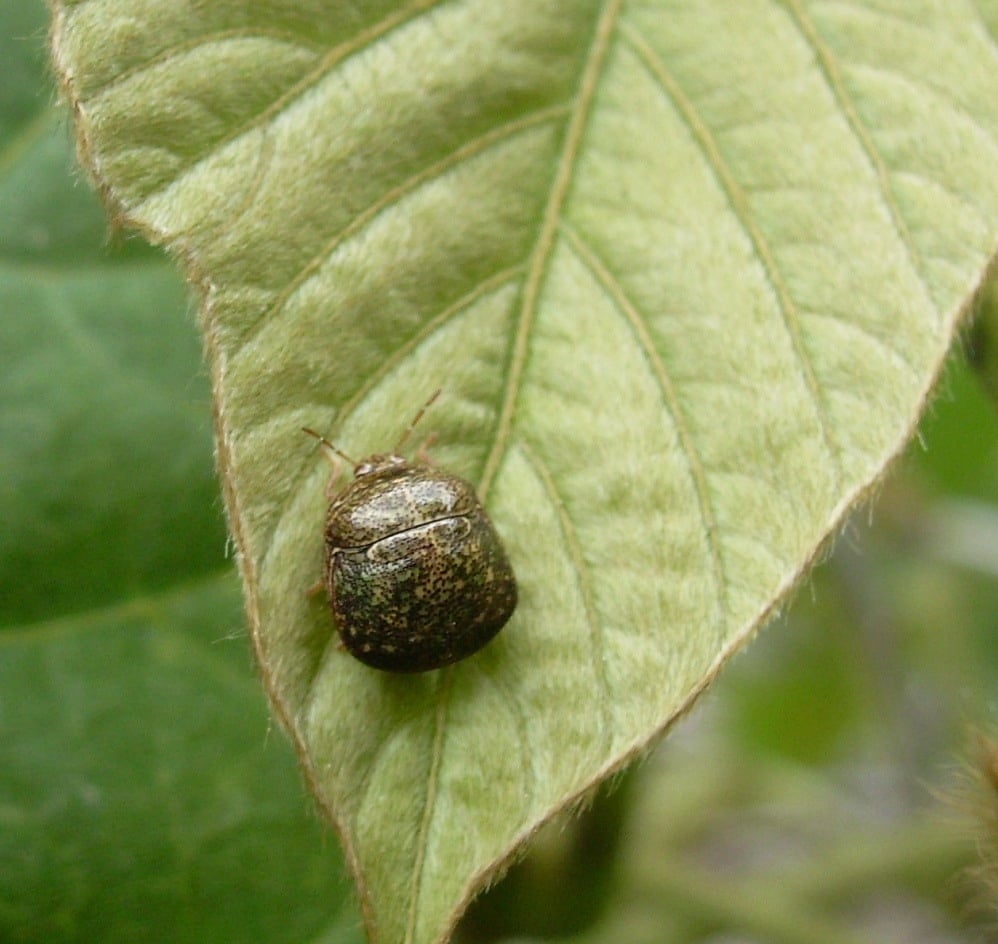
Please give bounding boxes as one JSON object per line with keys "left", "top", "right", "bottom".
{"left": 627, "top": 860, "right": 877, "bottom": 944}
{"left": 610, "top": 757, "right": 970, "bottom": 944}
{"left": 784, "top": 815, "right": 969, "bottom": 904}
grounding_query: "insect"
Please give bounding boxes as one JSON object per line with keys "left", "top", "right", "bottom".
{"left": 303, "top": 392, "right": 517, "bottom": 672}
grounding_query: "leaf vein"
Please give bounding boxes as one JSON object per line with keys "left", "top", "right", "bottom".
{"left": 804, "top": 308, "right": 922, "bottom": 382}
{"left": 856, "top": 58, "right": 998, "bottom": 152}
{"left": 518, "top": 442, "right": 613, "bottom": 754}
{"left": 783, "top": 0, "right": 938, "bottom": 320}
{"left": 620, "top": 21, "right": 843, "bottom": 484}
{"left": 475, "top": 663, "right": 537, "bottom": 824}
{"left": 893, "top": 166, "right": 997, "bottom": 226}
{"left": 87, "top": 27, "right": 325, "bottom": 101}
{"left": 172, "top": 125, "right": 276, "bottom": 249}
{"left": 0, "top": 569, "right": 235, "bottom": 640}
{"left": 480, "top": 0, "right": 625, "bottom": 499}
{"left": 560, "top": 222, "right": 728, "bottom": 628}
{"left": 238, "top": 104, "right": 567, "bottom": 347}
{"left": 121, "top": 0, "right": 447, "bottom": 207}
{"left": 405, "top": 668, "right": 453, "bottom": 944}
{"left": 0, "top": 105, "right": 58, "bottom": 180}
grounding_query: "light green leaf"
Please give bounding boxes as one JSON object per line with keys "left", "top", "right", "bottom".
{"left": 49, "top": 1, "right": 998, "bottom": 942}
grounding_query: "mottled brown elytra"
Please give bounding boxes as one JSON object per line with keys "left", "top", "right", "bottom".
{"left": 303, "top": 392, "right": 517, "bottom": 672}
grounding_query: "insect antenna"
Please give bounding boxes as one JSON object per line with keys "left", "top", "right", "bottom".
{"left": 302, "top": 427, "right": 357, "bottom": 466}
{"left": 394, "top": 388, "right": 442, "bottom": 453}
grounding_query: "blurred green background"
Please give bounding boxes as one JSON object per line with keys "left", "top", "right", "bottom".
{"left": 2, "top": 2, "right": 995, "bottom": 942}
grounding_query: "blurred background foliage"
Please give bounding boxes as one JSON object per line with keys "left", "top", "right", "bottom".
{"left": 1, "top": 1, "right": 995, "bottom": 942}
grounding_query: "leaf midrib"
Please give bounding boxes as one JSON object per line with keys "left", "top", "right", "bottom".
{"left": 480, "top": 0, "right": 627, "bottom": 501}
{"left": 404, "top": 5, "right": 627, "bottom": 943}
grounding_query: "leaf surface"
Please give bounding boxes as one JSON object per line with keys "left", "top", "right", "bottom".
{"left": 1, "top": 3, "right": 359, "bottom": 939}
{"left": 49, "top": 1, "right": 998, "bottom": 941}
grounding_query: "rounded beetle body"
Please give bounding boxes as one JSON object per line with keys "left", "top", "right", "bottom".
{"left": 322, "top": 456, "right": 517, "bottom": 672}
